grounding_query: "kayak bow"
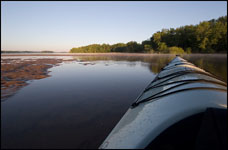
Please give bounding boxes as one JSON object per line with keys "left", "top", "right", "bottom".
{"left": 99, "top": 56, "right": 227, "bottom": 149}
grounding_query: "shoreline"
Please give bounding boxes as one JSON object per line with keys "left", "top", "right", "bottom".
{"left": 1, "top": 53, "right": 227, "bottom": 57}
{"left": 1, "top": 54, "right": 226, "bottom": 101}
{"left": 1, "top": 58, "right": 64, "bottom": 101}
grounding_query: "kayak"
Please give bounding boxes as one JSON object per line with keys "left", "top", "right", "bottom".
{"left": 99, "top": 56, "right": 227, "bottom": 149}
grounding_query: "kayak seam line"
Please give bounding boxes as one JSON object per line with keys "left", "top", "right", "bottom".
{"left": 134, "top": 80, "right": 225, "bottom": 107}
{"left": 157, "top": 70, "right": 212, "bottom": 80}
{"left": 162, "top": 62, "right": 195, "bottom": 70}
{"left": 134, "top": 71, "right": 225, "bottom": 105}
{"left": 135, "top": 82, "right": 192, "bottom": 104}
{"left": 144, "top": 79, "right": 227, "bottom": 93}
{"left": 152, "top": 70, "right": 220, "bottom": 87}
{"left": 131, "top": 87, "right": 227, "bottom": 108}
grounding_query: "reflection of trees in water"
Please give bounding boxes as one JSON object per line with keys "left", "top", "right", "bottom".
{"left": 72, "top": 55, "right": 175, "bottom": 63}
{"left": 73, "top": 55, "right": 176, "bottom": 74}
{"left": 147, "top": 56, "right": 174, "bottom": 73}
{"left": 72, "top": 54, "right": 226, "bottom": 82}
{"left": 182, "top": 54, "right": 227, "bottom": 82}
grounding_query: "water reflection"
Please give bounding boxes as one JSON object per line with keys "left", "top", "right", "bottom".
{"left": 1, "top": 57, "right": 154, "bottom": 149}
{"left": 72, "top": 54, "right": 226, "bottom": 82}
{"left": 1, "top": 54, "right": 227, "bottom": 149}
{"left": 182, "top": 54, "right": 227, "bottom": 82}
{"left": 73, "top": 54, "right": 175, "bottom": 74}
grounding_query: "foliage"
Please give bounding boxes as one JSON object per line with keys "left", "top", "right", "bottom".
{"left": 70, "top": 16, "right": 227, "bottom": 53}
{"left": 41, "top": 51, "right": 54, "bottom": 53}
{"left": 158, "top": 42, "right": 167, "bottom": 52}
{"left": 70, "top": 41, "right": 143, "bottom": 53}
{"left": 149, "top": 16, "right": 227, "bottom": 53}
{"left": 186, "top": 47, "right": 192, "bottom": 54}
{"left": 70, "top": 44, "right": 111, "bottom": 53}
{"left": 165, "top": 46, "right": 185, "bottom": 54}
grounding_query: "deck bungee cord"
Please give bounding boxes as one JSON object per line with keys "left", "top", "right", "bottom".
{"left": 132, "top": 85, "right": 226, "bottom": 108}
{"left": 145, "top": 79, "right": 226, "bottom": 92}
{"left": 130, "top": 56, "right": 227, "bottom": 108}
{"left": 99, "top": 56, "right": 227, "bottom": 149}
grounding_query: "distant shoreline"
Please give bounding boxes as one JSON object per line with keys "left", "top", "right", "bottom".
{"left": 1, "top": 53, "right": 227, "bottom": 57}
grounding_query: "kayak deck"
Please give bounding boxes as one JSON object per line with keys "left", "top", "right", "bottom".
{"left": 132, "top": 56, "right": 226, "bottom": 108}
{"left": 99, "top": 56, "right": 227, "bottom": 149}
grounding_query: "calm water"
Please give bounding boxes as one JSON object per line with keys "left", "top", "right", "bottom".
{"left": 1, "top": 54, "right": 227, "bottom": 149}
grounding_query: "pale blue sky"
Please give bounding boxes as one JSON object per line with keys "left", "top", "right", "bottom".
{"left": 1, "top": 1, "right": 227, "bottom": 52}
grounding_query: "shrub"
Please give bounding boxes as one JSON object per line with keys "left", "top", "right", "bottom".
{"left": 166, "top": 46, "right": 185, "bottom": 54}
{"left": 186, "top": 47, "right": 192, "bottom": 54}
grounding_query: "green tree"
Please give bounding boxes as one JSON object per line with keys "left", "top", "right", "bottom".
{"left": 144, "top": 44, "right": 153, "bottom": 53}
{"left": 195, "top": 21, "right": 211, "bottom": 52}
{"left": 166, "top": 46, "right": 185, "bottom": 54}
{"left": 70, "top": 15, "right": 227, "bottom": 54}
{"left": 126, "top": 41, "right": 143, "bottom": 53}
{"left": 158, "top": 42, "right": 167, "bottom": 52}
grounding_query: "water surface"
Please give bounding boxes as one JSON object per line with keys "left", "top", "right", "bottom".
{"left": 1, "top": 54, "right": 227, "bottom": 149}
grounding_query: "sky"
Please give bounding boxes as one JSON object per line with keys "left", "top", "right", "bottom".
{"left": 1, "top": 1, "right": 227, "bottom": 52}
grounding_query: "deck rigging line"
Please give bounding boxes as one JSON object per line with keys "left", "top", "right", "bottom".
{"left": 131, "top": 59, "right": 227, "bottom": 108}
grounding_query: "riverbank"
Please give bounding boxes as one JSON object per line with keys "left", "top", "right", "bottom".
{"left": 1, "top": 53, "right": 226, "bottom": 101}
{"left": 1, "top": 53, "right": 227, "bottom": 57}
{"left": 1, "top": 58, "right": 65, "bottom": 100}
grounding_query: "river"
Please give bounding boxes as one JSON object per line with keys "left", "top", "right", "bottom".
{"left": 1, "top": 54, "right": 227, "bottom": 148}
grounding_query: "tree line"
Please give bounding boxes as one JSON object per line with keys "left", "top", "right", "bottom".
{"left": 1, "top": 50, "right": 54, "bottom": 53}
{"left": 70, "top": 16, "right": 227, "bottom": 54}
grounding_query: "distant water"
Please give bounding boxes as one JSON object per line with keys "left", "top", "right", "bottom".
{"left": 1, "top": 54, "right": 227, "bottom": 149}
